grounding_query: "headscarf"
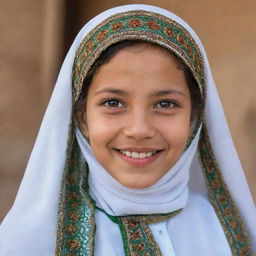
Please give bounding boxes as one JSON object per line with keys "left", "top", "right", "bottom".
{"left": 0, "top": 4, "right": 255, "bottom": 256}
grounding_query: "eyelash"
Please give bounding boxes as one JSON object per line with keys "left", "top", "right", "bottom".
{"left": 101, "top": 99, "right": 125, "bottom": 108}
{"left": 154, "top": 100, "right": 179, "bottom": 109}
{"left": 100, "top": 98, "right": 179, "bottom": 109}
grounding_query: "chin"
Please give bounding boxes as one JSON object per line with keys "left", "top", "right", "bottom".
{"left": 118, "top": 177, "right": 158, "bottom": 189}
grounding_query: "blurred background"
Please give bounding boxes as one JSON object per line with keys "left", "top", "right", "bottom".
{"left": 0, "top": 0, "right": 255, "bottom": 221}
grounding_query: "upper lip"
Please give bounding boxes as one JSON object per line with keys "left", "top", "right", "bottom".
{"left": 116, "top": 147, "right": 163, "bottom": 152}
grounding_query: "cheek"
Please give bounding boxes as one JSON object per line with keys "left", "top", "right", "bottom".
{"left": 85, "top": 112, "right": 120, "bottom": 144}
{"left": 161, "top": 117, "right": 191, "bottom": 148}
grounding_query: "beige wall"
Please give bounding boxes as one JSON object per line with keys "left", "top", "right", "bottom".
{"left": 1, "top": 0, "right": 255, "bottom": 221}
{"left": 0, "top": 0, "right": 65, "bottom": 220}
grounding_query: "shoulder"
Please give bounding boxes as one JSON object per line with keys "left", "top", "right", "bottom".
{"left": 167, "top": 189, "right": 232, "bottom": 255}
{"left": 187, "top": 189, "right": 211, "bottom": 208}
{"left": 167, "top": 189, "right": 221, "bottom": 227}
{"left": 184, "top": 189, "right": 217, "bottom": 219}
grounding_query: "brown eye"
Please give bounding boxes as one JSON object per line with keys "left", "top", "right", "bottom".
{"left": 155, "top": 100, "right": 176, "bottom": 109}
{"left": 104, "top": 99, "right": 124, "bottom": 108}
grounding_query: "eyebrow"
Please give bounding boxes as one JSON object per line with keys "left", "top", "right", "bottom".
{"left": 93, "top": 88, "right": 129, "bottom": 97}
{"left": 93, "top": 87, "right": 185, "bottom": 97}
{"left": 153, "top": 89, "right": 185, "bottom": 97}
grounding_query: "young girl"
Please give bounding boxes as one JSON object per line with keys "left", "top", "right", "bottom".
{"left": 0, "top": 4, "right": 255, "bottom": 256}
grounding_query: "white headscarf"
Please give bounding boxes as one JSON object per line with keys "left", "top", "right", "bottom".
{"left": 0, "top": 4, "right": 255, "bottom": 256}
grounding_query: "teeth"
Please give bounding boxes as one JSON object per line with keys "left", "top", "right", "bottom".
{"left": 126, "top": 151, "right": 131, "bottom": 157}
{"left": 120, "top": 150, "right": 157, "bottom": 159}
{"left": 146, "top": 152, "right": 153, "bottom": 157}
{"left": 139, "top": 153, "right": 147, "bottom": 159}
{"left": 132, "top": 152, "right": 139, "bottom": 158}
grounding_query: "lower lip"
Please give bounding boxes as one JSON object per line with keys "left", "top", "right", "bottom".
{"left": 116, "top": 150, "right": 161, "bottom": 167}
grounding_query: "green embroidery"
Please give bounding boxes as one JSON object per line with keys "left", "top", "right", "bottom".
{"left": 55, "top": 128, "right": 95, "bottom": 256}
{"left": 119, "top": 219, "right": 161, "bottom": 256}
{"left": 199, "top": 125, "right": 253, "bottom": 255}
{"left": 104, "top": 210, "right": 181, "bottom": 256}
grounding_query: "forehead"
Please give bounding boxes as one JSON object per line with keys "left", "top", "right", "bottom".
{"left": 102, "top": 42, "right": 179, "bottom": 70}
{"left": 87, "top": 44, "right": 189, "bottom": 97}
{"left": 118, "top": 42, "right": 173, "bottom": 56}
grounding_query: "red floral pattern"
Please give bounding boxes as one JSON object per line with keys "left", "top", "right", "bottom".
{"left": 147, "top": 20, "right": 160, "bottom": 30}
{"left": 67, "top": 239, "right": 80, "bottom": 250}
{"left": 68, "top": 211, "right": 79, "bottom": 222}
{"left": 111, "top": 22, "right": 123, "bottom": 31}
{"left": 86, "top": 41, "right": 94, "bottom": 52}
{"left": 97, "top": 30, "right": 108, "bottom": 42}
{"left": 164, "top": 27, "right": 174, "bottom": 37}
{"left": 67, "top": 224, "right": 77, "bottom": 234}
{"left": 128, "top": 19, "right": 141, "bottom": 28}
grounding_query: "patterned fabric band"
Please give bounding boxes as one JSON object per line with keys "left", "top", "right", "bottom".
{"left": 198, "top": 126, "right": 252, "bottom": 255}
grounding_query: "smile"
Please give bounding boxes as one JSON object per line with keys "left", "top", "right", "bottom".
{"left": 119, "top": 150, "right": 157, "bottom": 159}
{"left": 115, "top": 148, "right": 163, "bottom": 167}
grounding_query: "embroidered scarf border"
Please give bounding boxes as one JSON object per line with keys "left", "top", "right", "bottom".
{"left": 55, "top": 128, "right": 96, "bottom": 256}
{"left": 199, "top": 125, "right": 252, "bottom": 255}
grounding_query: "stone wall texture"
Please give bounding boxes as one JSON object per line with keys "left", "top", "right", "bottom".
{"left": 1, "top": 0, "right": 255, "bottom": 221}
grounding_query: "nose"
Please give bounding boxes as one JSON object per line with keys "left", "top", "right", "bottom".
{"left": 123, "top": 109, "right": 156, "bottom": 139}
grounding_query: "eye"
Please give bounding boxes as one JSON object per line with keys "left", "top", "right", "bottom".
{"left": 154, "top": 100, "right": 177, "bottom": 109}
{"left": 103, "top": 99, "right": 124, "bottom": 108}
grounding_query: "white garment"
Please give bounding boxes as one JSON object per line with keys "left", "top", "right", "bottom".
{"left": 94, "top": 190, "right": 232, "bottom": 256}
{"left": 0, "top": 4, "right": 255, "bottom": 256}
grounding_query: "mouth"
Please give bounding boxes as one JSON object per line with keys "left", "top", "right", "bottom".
{"left": 114, "top": 148, "right": 163, "bottom": 167}
{"left": 118, "top": 149, "right": 160, "bottom": 159}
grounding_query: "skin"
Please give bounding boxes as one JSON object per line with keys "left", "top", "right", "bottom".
{"left": 80, "top": 44, "right": 192, "bottom": 189}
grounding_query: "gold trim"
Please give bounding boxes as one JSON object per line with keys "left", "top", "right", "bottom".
{"left": 199, "top": 124, "right": 253, "bottom": 255}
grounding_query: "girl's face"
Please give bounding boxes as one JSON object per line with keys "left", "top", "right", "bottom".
{"left": 81, "top": 44, "right": 192, "bottom": 188}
